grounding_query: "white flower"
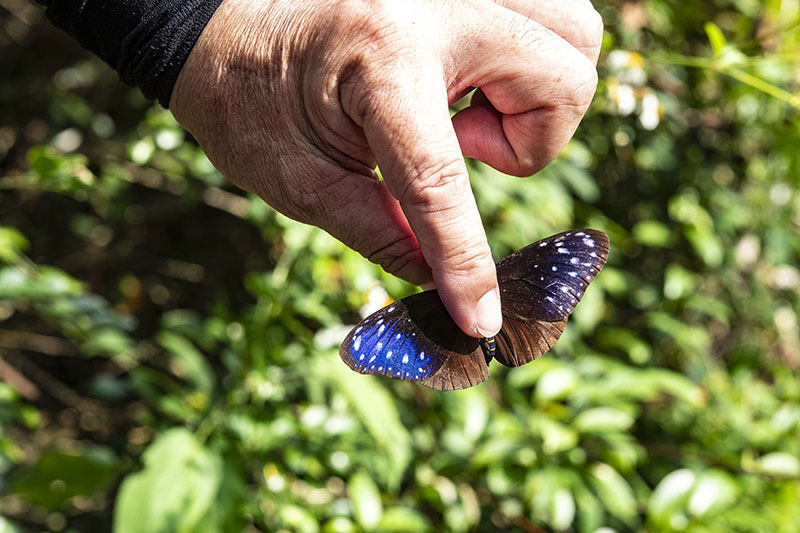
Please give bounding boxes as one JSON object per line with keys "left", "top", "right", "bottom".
{"left": 639, "top": 91, "right": 662, "bottom": 130}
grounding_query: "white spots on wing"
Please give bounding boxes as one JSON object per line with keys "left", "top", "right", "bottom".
{"left": 402, "top": 354, "right": 409, "bottom": 364}
{"left": 376, "top": 319, "right": 383, "bottom": 325}
{"left": 353, "top": 336, "right": 361, "bottom": 351}
{"left": 570, "top": 257, "right": 579, "bottom": 264}
{"left": 387, "top": 350, "right": 393, "bottom": 359}
{"left": 555, "top": 241, "right": 564, "bottom": 247}
{"left": 590, "top": 252, "right": 597, "bottom": 258}
{"left": 546, "top": 296, "right": 555, "bottom": 303}
{"left": 359, "top": 354, "right": 365, "bottom": 361}
{"left": 396, "top": 371, "right": 401, "bottom": 376}
{"left": 370, "top": 364, "right": 375, "bottom": 369}
{"left": 552, "top": 266, "right": 558, "bottom": 271}
{"left": 395, "top": 333, "right": 401, "bottom": 340}
{"left": 561, "top": 286, "right": 571, "bottom": 293}
{"left": 540, "top": 277, "right": 544, "bottom": 281}
{"left": 378, "top": 366, "right": 383, "bottom": 371}
{"left": 376, "top": 342, "right": 383, "bottom": 350}
{"left": 418, "top": 368, "right": 424, "bottom": 373}
{"left": 369, "top": 355, "right": 376, "bottom": 363}
{"left": 539, "top": 242, "right": 548, "bottom": 247}
{"left": 583, "top": 238, "right": 595, "bottom": 247}
{"left": 576, "top": 232, "right": 585, "bottom": 236}
{"left": 569, "top": 271, "right": 578, "bottom": 277}
{"left": 355, "top": 326, "right": 363, "bottom": 334}
{"left": 378, "top": 324, "right": 385, "bottom": 334}
{"left": 420, "top": 351, "right": 425, "bottom": 360}
{"left": 534, "top": 264, "right": 539, "bottom": 268}
{"left": 558, "top": 247, "right": 570, "bottom": 254}
{"left": 583, "top": 262, "right": 593, "bottom": 267}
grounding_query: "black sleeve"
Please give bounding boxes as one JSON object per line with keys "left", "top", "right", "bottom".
{"left": 37, "top": 0, "right": 224, "bottom": 108}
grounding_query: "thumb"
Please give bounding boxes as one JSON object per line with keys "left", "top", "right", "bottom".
{"left": 346, "top": 61, "right": 502, "bottom": 339}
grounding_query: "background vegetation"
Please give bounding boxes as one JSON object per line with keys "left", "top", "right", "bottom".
{"left": 1, "top": 0, "right": 800, "bottom": 531}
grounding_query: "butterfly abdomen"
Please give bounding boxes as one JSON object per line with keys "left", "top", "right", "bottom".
{"left": 480, "top": 336, "right": 496, "bottom": 364}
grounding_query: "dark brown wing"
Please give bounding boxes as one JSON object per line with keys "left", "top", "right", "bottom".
{"left": 419, "top": 350, "right": 489, "bottom": 391}
{"left": 492, "top": 229, "right": 608, "bottom": 368}
{"left": 494, "top": 315, "right": 567, "bottom": 367}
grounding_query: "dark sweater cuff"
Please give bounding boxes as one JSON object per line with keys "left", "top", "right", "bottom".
{"left": 41, "top": 0, "right": 223, "bottom": 108}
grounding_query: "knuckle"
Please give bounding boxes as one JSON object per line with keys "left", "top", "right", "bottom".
{"left": 441, "top": 241, "right": 494, "bottom": 279}
{"left": 395, "top": 156, "right": 469, "bottom": 208}
{"left": 365, "top": 235, "right": 423, "bottom": 277}
{"left": 553, "top": 54, "right": 599, "bottom": 111}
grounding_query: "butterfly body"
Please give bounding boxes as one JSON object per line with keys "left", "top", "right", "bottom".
{"left": 340, "top": 230, "right": 609, "bottom": 390}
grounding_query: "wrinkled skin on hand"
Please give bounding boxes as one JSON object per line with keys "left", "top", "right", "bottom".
{"left": 171, "top": 0, "right": 602, "bottom": 338}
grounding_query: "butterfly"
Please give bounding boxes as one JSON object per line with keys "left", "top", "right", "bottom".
{"left": 339, "top": 230, "right": 609, "bottom": 390}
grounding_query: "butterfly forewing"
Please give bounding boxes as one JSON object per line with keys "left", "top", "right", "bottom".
{"left": 497, "top": 230, "right": 609, "bottom": 321}
{"left": 492, "top": 230, "right": 609, "bottom": 367}
{"left": 339, "top": 290, "right": 488, "bottom": 389}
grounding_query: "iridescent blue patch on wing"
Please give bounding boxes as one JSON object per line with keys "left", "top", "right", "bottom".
{"left": 340, "top": 301, "right": 442, "bottom": 382}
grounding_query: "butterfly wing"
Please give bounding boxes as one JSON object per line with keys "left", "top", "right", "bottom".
{"left": 339, "top": 290, "right": 489, "bottom": 391}
{"left": 493, "top": 229, "right": 609, "bottom": 367}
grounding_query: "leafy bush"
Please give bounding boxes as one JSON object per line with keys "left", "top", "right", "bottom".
{"left": 1, "top": 1, "right": 799, "bottom": 532}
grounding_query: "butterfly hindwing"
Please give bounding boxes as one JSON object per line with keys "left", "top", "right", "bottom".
{"left": 494, "top": 316, "right": 567, "bottom": 367}
{"left": 339, "top": 290, "right": 488, "bottom": 390}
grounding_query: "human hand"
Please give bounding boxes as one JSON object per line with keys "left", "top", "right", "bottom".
{"left": 170, "top": 0, "right": 602, "bottom": 338}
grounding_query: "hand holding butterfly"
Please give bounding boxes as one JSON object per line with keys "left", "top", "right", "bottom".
{"left": 170, "top": 0, "right": 603, "bottom": 338}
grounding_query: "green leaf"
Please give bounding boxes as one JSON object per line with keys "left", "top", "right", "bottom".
{"left": 756, "top": 452, "right": 800, "bottom": 478}
{"left": 0, "top": 516, "right": 20, "bottom": 533}
{"left": 375, "top": 507, "right": 431, "bottom": 532}
{"left": 280, "top": 505, "right": 319, "bottom": 533}
{"left": 649, "top": 469, "right": 696, "bottom": 520}
{"left": 349, "top": 471, "right": 383, "bottom": 528}
{"left": 10, "top": 447, "right": 117, "bottom": 509}
{"left": 589, "top": 463, "right": 637, "bottom": 522}
{"left": 157, "top": 331, "right": 215, "bottom": 392}
{"left": 0, "top": 227, "right": 29, "bottom": 262}
{"left": 536, "top": 366, "right": 579, "bottom": 402}
{"left": 687, "top": 470, "right": 739, "bottom": 516}
{"left": 574, "top": 407, "right": 635, "bottom": 433}
{"left": 323, "top": 351, "right": 411, "bottom": 489}
{"left": 704, "top": 22, "right": 727, "bottom": 56}
{"left": 632, "top": 220, "right": 673, "bottom": 248}
{"left": 114, "top": 429, "right": 225, "bottom": 533}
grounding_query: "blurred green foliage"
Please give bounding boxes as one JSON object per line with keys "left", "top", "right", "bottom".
{"left": 1, "top": 0, "right": 800, "bottom": 531}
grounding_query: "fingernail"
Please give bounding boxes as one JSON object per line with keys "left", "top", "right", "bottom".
{"left": 475, "top": 288, "right": 502, "bottom": 337}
